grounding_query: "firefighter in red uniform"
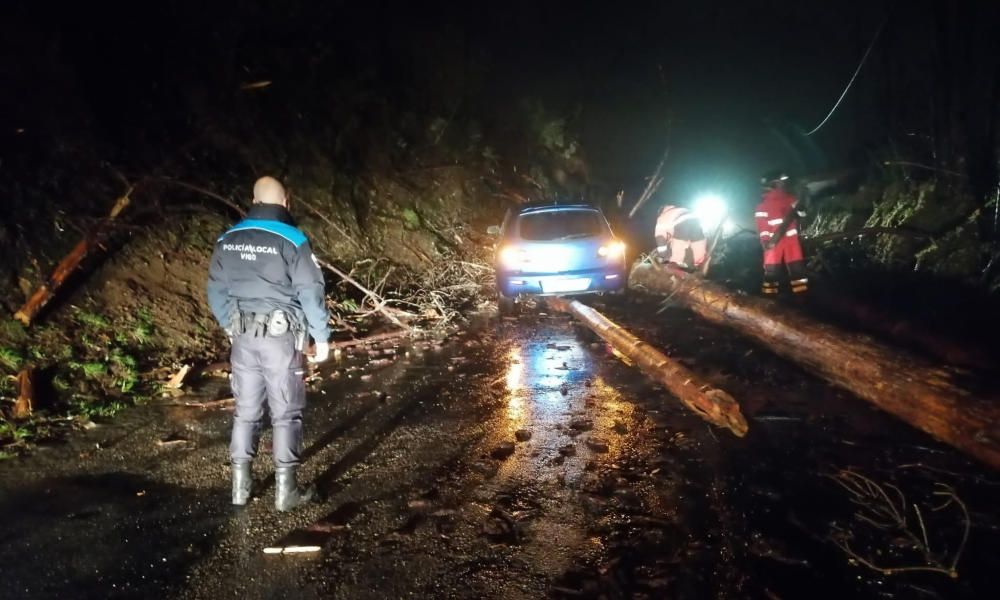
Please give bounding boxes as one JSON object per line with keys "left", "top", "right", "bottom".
{"left": 755, "top": 172, "right": 808, "bottom": 295}
{"left": 654, "top": 204, "right": 707, "bottom": 270}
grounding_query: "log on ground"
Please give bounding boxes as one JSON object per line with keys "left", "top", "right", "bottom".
{"left": 629, "top": 262, "right": 1000, "bottom": 470}
{"left": 14, "top": 369, "right": 34, "bottom": 419}
{"left": 549, "top": 297, "right": 747, "bottom": 437}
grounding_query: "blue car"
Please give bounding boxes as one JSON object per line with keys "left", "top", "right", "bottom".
{"left": 490, "top": 203, "right": 627, "bottom": 314}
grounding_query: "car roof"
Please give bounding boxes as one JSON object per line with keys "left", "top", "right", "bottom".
{"left": 517, "top": 202, "right": 599, "bottom": 215}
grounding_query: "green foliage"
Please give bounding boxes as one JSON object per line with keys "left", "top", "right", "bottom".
{"left": 401, "top": 208, "right": 420, "bottom": 230}
{"left": 70, "top": 398, "right": 128, "bottom": 419}
{"left": 51, "top": 374, "right": 71, "bottom": 392}
{"left": 131, "top": 308, "right": 155, "bottom": 345}
{"left": 0, "top": 420, "right": 33, "bottom": 443}
{"left": 0, "top": 347, "right": 24, "bottom": 372}
{"left": 0, "top": 375, "right": 14, "bottom": 396}
{"left": 110, "top": 350, "right": 139, "bottom": 393}
{"left": 0, "top": 319, "right": 27, "bottom": 343}
{"left": 80, "top": 362, "right": 108, "bottom": 379}
{"left": 75, "top": 310, "right": 110, "bottom": 330}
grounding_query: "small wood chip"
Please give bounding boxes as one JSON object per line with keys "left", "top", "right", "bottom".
{"left": 263, "top": 545, "right": 322, "bottom": 555}
{"left": 165, "top": 365, "right": 191, "bottom": 389}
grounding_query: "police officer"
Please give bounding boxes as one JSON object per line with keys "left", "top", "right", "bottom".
{"left": 206, "top": 176, "right": 331, "bottom": 511}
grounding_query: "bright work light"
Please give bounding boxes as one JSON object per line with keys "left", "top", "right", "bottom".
{"left": 693, "top": 193, "right": 728, "bottom": 232}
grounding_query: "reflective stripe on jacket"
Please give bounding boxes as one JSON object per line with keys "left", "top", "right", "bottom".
{"left": 207, "top": 204, "right": 331, "bottom": 342}
{"left": 655, "top": 205, "right": 697, "bottom": 240}
{"left": 755, "top": 189, "right": 804, "bottom": 241}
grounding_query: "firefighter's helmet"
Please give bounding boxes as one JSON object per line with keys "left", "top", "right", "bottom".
{"left": 760, "top": 171, "right": 790, "bottom": 188}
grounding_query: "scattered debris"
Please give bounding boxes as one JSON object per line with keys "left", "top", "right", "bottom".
{"left": 182, "top": 397, "right": 235, "bottom": 410}
{"left": 165, "top": 365, "right": 192, "bottom": 390}
{"left": 407, "top": 499, "right": 432, "bottom": 511}
{"left": 156, "top": 436, "right": 190, "bottom": 448}
{"left": 240, "top": 80, "right": 273, "bottom": 90}
{"left": 263, "top": 543, "right": 322, "bottom": 555}
{"left": 827, "top": 469, "right": 969, "bottom": 578}
{"left": 490, "top": 442, "right": 516, "bottom": 460}
{"left": 515, "top": 429, "right": 532, "bottom": 442}
{"left": 586, "top": 437, "right": 610, "bottom": 453}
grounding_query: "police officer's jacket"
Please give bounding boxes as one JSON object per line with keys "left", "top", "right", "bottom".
{"left": 207, "top": 204, "right": 330, "bottom": 343}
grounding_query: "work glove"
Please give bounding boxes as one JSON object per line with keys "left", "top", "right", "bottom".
{"left": 308, "top": 341, "right": 330, "bottom": 364}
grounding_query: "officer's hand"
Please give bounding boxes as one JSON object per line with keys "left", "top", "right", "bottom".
{"left": 308, "top": 341, "right": 330, "bottom": 364}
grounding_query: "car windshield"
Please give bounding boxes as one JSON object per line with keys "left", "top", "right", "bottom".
{"left": 517, "top": 210, "right": 604, "bottom": 241}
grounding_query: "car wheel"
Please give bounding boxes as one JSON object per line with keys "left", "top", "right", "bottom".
{"left": 498, "top": 293, "right": 518, "bottom": 317}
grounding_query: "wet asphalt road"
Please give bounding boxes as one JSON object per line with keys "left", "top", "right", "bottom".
{"left": 1, "top": 297, "right": 999, "bottom": 599}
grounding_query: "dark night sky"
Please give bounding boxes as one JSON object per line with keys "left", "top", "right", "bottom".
{"left": 0, "top": 0, "right": 961, "bottom": 214}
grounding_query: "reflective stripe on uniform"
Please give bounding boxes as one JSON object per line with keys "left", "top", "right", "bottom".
{"left": 222, "top": 219, "right": 308, "bottom": 247}
{"left": 754, "top": 211, "right": 768, "bottom": 217}
{"left": 767, "top": 218, "right": 783, "bottom": 226}
{"left": 656, "top": 207, "right": 696, "bottom": 237}
{"left": 785, "top": 228, "right": 798, "bottom": 236}
{"left": 759, "top": 231, "right": 772, "bottom": 237}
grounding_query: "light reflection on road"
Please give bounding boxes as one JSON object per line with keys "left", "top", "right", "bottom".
{"left": 495, "top": 325, "right": 631, "bottom": 482}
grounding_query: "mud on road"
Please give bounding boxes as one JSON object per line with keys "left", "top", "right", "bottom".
{"left": 1, "top": 298, "right": 998, "bottom": 599}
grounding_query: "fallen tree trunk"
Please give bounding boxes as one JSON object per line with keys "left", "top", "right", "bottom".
{"left": 807, "top": 287, "right": 994, "bottom": 371}
{"left": 14, "top": 190, "right": 133, "bottom": 326}
{"left": 630, "top": 262, "right": 1000, "bottom": 470}
{"left": 549, "top": 297, "right": 747, "bottom": 437}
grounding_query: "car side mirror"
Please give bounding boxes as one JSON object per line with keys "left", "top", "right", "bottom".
{"left": 487, "top": 225, "right": 501, "bottom": 236}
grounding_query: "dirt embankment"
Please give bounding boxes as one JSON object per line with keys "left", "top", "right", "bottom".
{"left": 0, "top": 0, "right": 597, "bottom": 452}
{"left": 0, "top": 161, "right": 522, "bottom": 453}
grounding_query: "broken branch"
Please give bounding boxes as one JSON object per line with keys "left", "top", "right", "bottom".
{"left": 14, "top": 187, "right": 133, "bottom": 326}
{"left": 14, "top": 369, "right": 33, "bottom": 419}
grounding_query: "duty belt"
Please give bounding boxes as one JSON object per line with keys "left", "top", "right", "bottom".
{"left": 236, "top": 309, "right": 293, "bottom": 338}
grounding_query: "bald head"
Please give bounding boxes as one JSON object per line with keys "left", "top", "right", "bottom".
{"left": 253, "top": 176, "right": 287, "bottom": 206}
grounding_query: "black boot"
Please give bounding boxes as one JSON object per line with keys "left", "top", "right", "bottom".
{"left": 274, "top": 467, "right": 316, "bottom": 512}
{"left": 232, "top": 462, "right": 252, "bottom": 506}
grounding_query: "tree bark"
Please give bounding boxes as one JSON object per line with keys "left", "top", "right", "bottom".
{"left": 14, "top": 369, "right": 33, "bottom": 419}
{"left": 629, "top": 262, "right": 1000, "bottom": 470}
{"left": 548, "top": 297, "right": 747, "bottom": 437}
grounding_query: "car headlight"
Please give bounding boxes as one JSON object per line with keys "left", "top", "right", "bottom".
{"left": 598, "top": 241, "right": 626, "bottom": 259}
{"left": 499, "top": 246, "right": 525, "bottom": 268}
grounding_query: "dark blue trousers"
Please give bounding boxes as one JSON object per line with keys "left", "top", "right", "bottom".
{"left": 229, "top": 332, "right": 306, "bottom": 468}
